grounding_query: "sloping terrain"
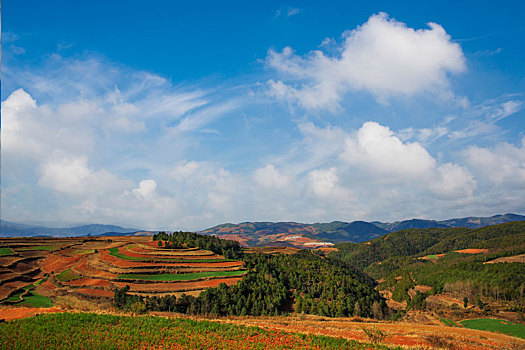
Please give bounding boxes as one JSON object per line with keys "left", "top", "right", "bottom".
{"left": 201, "top": 213, "right": 525, "bottom": 246}
{"left": 0, "top": 236, "right": 246, "bottom": 307}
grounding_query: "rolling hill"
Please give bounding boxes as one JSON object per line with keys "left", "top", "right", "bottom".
{"left": 201, "top": 213, "right": 525, "bottom": 247}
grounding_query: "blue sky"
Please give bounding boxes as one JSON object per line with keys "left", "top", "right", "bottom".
{"left": 2, "top": 1, "right": 524, "bottom": 230}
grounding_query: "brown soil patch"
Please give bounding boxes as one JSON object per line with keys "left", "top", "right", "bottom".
{"left": 127, "top": 245, "right": 215, "bottom": 257}
{"left": 114, "top": 277, "right": 243, "bottom": 293}
{"left": 485, "top": 253, "right": 525, "bottom": 264}
{"left": 99, "top": 250, "right": 242, "bottom": 268}
{"left": 314, "top": 247, "right": 339, "bottom": 254}
{"left": 0, "top": 306, "right": 62, "bottom": 321}
{"left": 40, "top": 279, "right": 57, "bottom": 290}
{"left": 41, "top": 254, "right": 83, "bottom": 274}
{"left": 11, "top": 261, "right": 38, "bottom": 274}
{"left": 71, "top": 258, "right": 117, "bottom": 279}
{"left": 0, "top": 280, "right": 30, "bottom": 300}
{"left": 65, "top": 278, "right": 112, "bottom": 288}
{"left": 0, "top": 256, "right": 24, "bottom": 267}
{"left": 130, "top": 290, "right": 204, "bottom": 298}
{"left": 455, "top": 248, "right": 489, "bottom": 254}
{"left": 413, "top": 285, "right": 432, "bottom": 293}
{"left": 120, "top": 246, "right": 218, "bottom": 259}
{"left": 76, "top": 288, "right": 114, "bottom": 298}
{"left": 250, "top": 247, "right": 300, "bottom": 255}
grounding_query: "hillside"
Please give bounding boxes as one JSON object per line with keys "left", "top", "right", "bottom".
{"left": 329, "top": 221, "right": 525, "bottom": 315}
{"left": 201, "top": 213, "right": 525, "bottom": 247}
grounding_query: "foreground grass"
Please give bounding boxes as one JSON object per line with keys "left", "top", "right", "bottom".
{"left": 0, "top": 313, "right": 397, "bottom": 349}
{"left": 460, "top": 318, "right": 525, "bottom": 339}
{"left": 108, "top": 247, "right": 235, "bottom": 263}
{"left": 0, "top": 248, "right": 15, "bottom": 256}
{"left": 117, "top": 270, "right": 246, "bottom": 281}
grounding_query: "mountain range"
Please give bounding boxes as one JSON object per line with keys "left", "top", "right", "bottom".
{"left": 0, "top": 220, "right": 140, "bottom": 237}
{"left": 2, "top": 213, "right": 524, "bottom": 245}
{"left": 199, "top": 213, "right": 525, "bottom": 247}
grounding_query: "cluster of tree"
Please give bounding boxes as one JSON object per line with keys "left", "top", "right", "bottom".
{"left": 115, "top": 250, "right": 387, "bottom": 318}
{"left": 331, "top": 222, "right": 525, "bottom": 271}
{"left": 153, "top": 231, "right": 243, "bottom": 259}
{"left": 330, "top": 222, "right": 525, "bottom": 305}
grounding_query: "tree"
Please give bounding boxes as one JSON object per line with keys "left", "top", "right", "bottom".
{"left": 130, "top": 301, "right": 146, "bottom": 315}
{"left": 157, "top": 240, "right": 163, "bottom": 247}
{"left": 463, "top": 296, "right": 468, "bottom": 309}
{"left": 475, "top": 294, "right": 484, "bottom": 310}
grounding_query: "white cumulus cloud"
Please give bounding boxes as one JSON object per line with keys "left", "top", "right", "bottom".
{"left": 267, "top": 12, "right": 465, "bottom": 110}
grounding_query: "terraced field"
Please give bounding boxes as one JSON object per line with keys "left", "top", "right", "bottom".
{"left": 0, "top": 236, "right": 246, "bottom": 309}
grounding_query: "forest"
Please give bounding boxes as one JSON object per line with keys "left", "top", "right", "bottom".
{"left": 331, "top": 222, "right": 525, "bottom": 306}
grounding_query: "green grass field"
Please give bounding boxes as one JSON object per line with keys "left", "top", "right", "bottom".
{"left": 74, "top": 249, "right": 95, "bottom": 255}
{"left": 108, "top": 247, "right": 235, "bottom": 263}
{"left": 0, "top": 247, "right": 15, "bottom": 256}
{"left": 460, "top": 318, "right": 525, "bottom": 339}
{"left": 439, "top": 317, "right": 458, "bottom": 326}
{"left": 0, "top": 313, "right": 397, "bottom": 349}
{"left": 21, "top": 292, "right": 53, "bottom": 308}
{"left": 16, "top": 245, "right": 59, "bottom": 251}
{"left": 56, "top": 269, "right": 82, "bottom": 282}
{"left": 117, "top": 270, "right": 247, "bottom": 281}
{"left": 4, "top": 283, "right": 52, "bottom": 308}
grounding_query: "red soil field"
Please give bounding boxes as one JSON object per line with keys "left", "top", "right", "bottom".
{"left": 71, "top": 258, "right": 117, "bottom": 279}
{"left": 41, "top": 254, "right": 83, "bottom": 274}
{"left": 40, "top": 279, "right": 57, "bottom": 290}
{"left": 114, "top": 277, "right": 243, "bottom": 293}
{"left": 455, "top": 248, "right": 489, "bottom": 254}
{"left": 120, "top": 246, "right": 218, "bottom": 260}
{"left": 76, "top": 288, "right": 114, "bottom": 298}
{"left": 98, "top": 249, "right": 243, "bottom": 268}
{"left": 65, "top": 277, "right": 111, "bottom": 288}
{"left": 0, "top": 307, "right": 62, "bottom": 321}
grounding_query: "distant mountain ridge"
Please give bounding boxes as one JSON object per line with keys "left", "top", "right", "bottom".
{"left": 0, "top": 220, "right": 140, "bottom": 237}
{"left": 200, "top": 213, "right": 525, "bottom": 246}
{"left": 2, "top": 213, "right": 524, "bottom": 243}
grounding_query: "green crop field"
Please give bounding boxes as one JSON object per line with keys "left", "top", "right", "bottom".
{"left": 21, "top": 292, "right": 53, "bottom": 308}
{"left": 460, "top": 319, "right": 525, "bottom": 339}
{"left": 16, "top": 245, "right": 59, "bottom": 251}
{"left": 56, "top": 269, "right": 82, "bottom": 282}
{"left": 117, "top": 270, "right": 247, "bottom": 281}
{"left": 439, "top": 317, "right": 458, "bottom": 326}
{"left": 4, "top": 283, "right": 52, "bottom": 308}
{"left": 108, "top": 247, "right": 235, "bottom": 263}
{"left": 74, "top": 249, "right": 95, "bottom": 255}
{"left": 0, "top": 247, "right": 15, "bottom": 256}
{"left": 0, "top": 313, "right": 396, "bottom": 349}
